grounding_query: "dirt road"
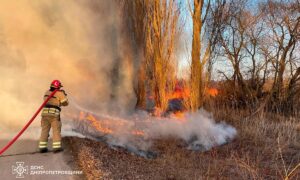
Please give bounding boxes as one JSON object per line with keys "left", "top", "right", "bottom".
{"left": 0, "top": 138, "right": 83, "bottom": 180}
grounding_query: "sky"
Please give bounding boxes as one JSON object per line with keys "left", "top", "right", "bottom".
{"left": 176, "top": 0, "right": 264, "bottom": 80}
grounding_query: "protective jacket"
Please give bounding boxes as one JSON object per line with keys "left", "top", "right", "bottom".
{"left": 41, "top": 90, "right": 68, "bottom": 117}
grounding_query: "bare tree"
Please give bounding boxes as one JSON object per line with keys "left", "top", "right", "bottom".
{"left": 218, "top": 1, "right": 252, "bottom": 100}
{"left": 261, "top": 0, "right": 300, "bottom": 111}
{"left": 205, "top": 0, "right": 226, "bottom": 83}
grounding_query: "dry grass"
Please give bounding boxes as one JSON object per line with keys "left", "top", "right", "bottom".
{"left": 67, "top": 108, "right": 300, "bottom": 179}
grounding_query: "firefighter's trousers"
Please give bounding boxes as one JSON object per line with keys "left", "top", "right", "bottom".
{"left": 38, "top": 115, "right": 62, "bottom": 150}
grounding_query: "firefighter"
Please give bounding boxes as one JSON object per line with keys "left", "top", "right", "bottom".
{"left": 38, "top": 80, "right": 69, "bottom": 153}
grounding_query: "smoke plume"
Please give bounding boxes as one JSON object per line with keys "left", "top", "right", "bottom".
{"left": 72, "top": 102, "right": 237, "bottom": 153}
{"left": 0, "top": 1, "right": 237, "bottom": 155}
{"left": 109, "top": 110, "right": 237, "bottom": 152}
{"left": 0, "top": 0, "right": 135, "bottom": 138}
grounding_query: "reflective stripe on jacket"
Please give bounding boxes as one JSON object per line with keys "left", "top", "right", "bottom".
{"left": 42, "top": 90, "right": 68, "bottom": 117}
{"left": 41, "top": 107, "right": 60, "bottom": 116}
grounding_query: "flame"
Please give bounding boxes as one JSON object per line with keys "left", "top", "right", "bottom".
{"left": 86, "top": 114, "right": 114, "bottom": 134}
{"left": 167, "top": 82, "right": 219, "bottom": 100}
{"left": 167, "top": 83, "right": 190, "bottom": 100}
{"left": 165, "top": 82, "right": 190, "bottom": 120}
{"left": 78, "top": 84, "right": 218, "bottom": 135}
{"left": 78, "top": 110, "right": 188, "bottom": 137}
{"left": 206, "top": 88, "right": 218, "bottom": 97}
{"left": 155, "top": 83, "right": 218, "bottom": 121}
{"left": 165, "top": 84, "right": 218, "bottom": 121}
{"left": 79, "top": 111, "right": 145, "bottom": 136}
{"left": 75, "top": 83, "right": 219, "bottom": 141}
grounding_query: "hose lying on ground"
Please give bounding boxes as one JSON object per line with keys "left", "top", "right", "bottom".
{"left": 0, "top": 89, "right": 58, "bottom": 155}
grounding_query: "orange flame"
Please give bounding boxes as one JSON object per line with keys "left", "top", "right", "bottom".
{"left": 167, "top": 83, "right": 190, "bottom": 100}
{"left": 79, "top": 111, "right": 144, "bottom": 136}
{"left": 206, "top": 88, "right": 218, "bottom": 97}
{"left": 86, "top": 114, "right": 114, "bottom": 134}
{"left": 165, "top": 84, "right": 218, "bottom": 120}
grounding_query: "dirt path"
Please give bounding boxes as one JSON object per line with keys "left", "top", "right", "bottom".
{"left": 0, "top": 138, "right": 84, "bottom": 180}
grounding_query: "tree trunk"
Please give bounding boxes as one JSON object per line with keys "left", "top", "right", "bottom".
{"left": 190, "top": 0, "right": 204, "bottom": 111}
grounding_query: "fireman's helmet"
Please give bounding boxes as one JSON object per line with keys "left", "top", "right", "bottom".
{"left": 50, "top": 80, "right": 63, "bottom": 89}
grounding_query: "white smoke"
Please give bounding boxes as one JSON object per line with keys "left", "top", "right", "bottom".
{"left": 70, "top": 101, "right": 237, "bottom": 152}
{"left": 0, "top": 1, "right": 237, "bottom": 155}
{"left": 144, "top": 110, "right": 237, "bottom": 151}
{"left": 0, "top": 0, "right": 135, "bottom": 137}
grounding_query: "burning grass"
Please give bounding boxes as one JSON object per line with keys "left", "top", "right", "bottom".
{"left": 72, "top": 108, "right": 237, "bottom": 155}
{"left": 67, "top": 108, "right": 299, "bottom": 179}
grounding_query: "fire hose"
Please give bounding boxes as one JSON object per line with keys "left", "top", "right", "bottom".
{"left": 0, "top": 89, "right": 59, "bottom": 156}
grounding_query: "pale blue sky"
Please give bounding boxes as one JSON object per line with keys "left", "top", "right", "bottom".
{"left": 177, "top": 0, "right": 265, "bottom": 80}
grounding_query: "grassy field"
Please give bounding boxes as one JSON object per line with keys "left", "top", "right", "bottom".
{"left": 67, "top": 108, "right": 300, "bottom": 179}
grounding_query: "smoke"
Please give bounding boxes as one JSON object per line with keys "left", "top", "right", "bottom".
{"left": 73, "top": 106, "right": 237, "bottom": 153}
{"left": 0, "top": 1, "right": 237, "bottom": 155}
{"left": 0, "top": 0, "right": 135, "bottom": 138}
{"left": 144, "top": 110, "right": 237, "bottom": 151}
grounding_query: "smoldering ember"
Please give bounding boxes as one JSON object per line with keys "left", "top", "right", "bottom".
{"left": 0, "top": 0, "right": 299, "bottom": 180}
